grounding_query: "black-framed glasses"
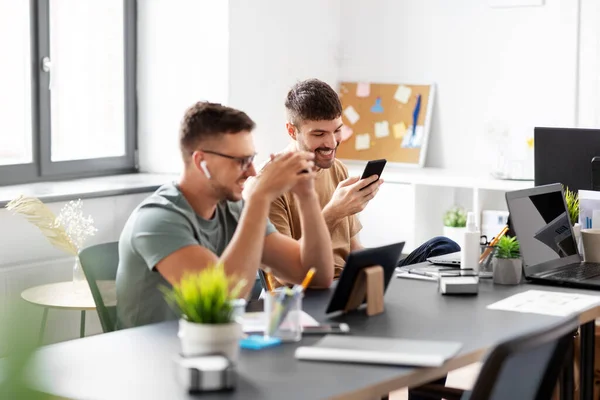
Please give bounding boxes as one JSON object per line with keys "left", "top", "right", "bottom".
{"left": 201, "top": 149, "right": 256, "bottom": 171}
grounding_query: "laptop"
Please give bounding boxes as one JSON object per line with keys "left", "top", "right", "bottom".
{"left": 427, "top": 251, "right": 461, "bottom": 266}
{"left": 506, "top": 183, "right": 600, "bottom": 289}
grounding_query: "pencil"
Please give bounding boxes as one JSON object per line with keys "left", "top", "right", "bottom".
{"left": 479, "top": 225, "right": 509, "bottom": 263}
{"left": 300, "top": 267, "right": 317, "bottom": 290}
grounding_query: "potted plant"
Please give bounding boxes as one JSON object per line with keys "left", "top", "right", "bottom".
{"left": 492, "top": 236, "right": 522, "bottom": 285}
{"left": 565, "top": 187, "right": 582, "bottom": 253}
{"left": 443, "top": 206, "right": 468, "bottom": 248}
{"left": 161, "top": 263, "right": 246, "bottom": 362}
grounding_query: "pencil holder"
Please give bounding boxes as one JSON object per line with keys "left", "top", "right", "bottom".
{"left": 264, "top": 287, "right": 303, "bottom": 342}
{"left": 479, "top": 245, "right": 495, "bottom": 275}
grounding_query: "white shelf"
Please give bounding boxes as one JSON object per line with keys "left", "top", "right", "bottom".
{"left": 345, "top": 162, "right": 534, "bottom": 191}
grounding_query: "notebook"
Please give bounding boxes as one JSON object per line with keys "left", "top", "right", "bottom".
{"left": 295, "top": 335, "right": 462, "bottom": 367}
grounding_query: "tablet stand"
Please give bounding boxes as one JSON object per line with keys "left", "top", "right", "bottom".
{"left": 343, "top": 265, "right": 384, "bottom": 316}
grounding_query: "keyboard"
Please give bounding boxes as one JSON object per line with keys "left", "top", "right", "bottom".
{"left": 547, "top": 263, "right": 600, "bottom": 281}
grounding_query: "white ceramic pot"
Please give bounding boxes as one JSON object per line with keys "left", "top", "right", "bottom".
{"left": 492, "top": 258, "right": 523, "bottom": 285}
{"left": 178, "top": 319, "right": 242, "bottom": 362}
{"left": 443, "top": 226, "right": 466, "bottom": 249}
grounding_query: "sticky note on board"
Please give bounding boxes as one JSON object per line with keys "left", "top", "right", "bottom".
{"left": 356, "top": 82, "right": 370, "bottom": 97}
{"left": 374, "top": 121, "right": 390, "bottom": 138}
{"left": 355, "top": 134, "right": 370, "bottom": 151}
{"left": 341, "top": 125, "right": 354, "bottom": 142}
{"left": 392, "top": 122, "right": 407, "bottom": 139}
{"left": 394, "top": 85, "right": 412, "bottom": 104}
{"left": 344, "top": 106, "right": 360, "bottom": 125}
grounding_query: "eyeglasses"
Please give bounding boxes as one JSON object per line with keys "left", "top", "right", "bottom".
{"left": 201, "top": 149, "right": 256, "bottom": 171}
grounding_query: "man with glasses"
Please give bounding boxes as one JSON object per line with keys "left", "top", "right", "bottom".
{"left": 116, "top": 101, "right": 334, "bottom": 329}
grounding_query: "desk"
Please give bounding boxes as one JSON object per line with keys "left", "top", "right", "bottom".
{"left": 21, "top": 281, "right": 116, "bottom": 342}
{"left": 27, "top": 277, "right": 581, "bottom": 400}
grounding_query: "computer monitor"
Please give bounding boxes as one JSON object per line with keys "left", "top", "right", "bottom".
{"left": 534, "top": 127, "right": 600, "bottom": 192}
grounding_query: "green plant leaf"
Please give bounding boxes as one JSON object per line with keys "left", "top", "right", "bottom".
{"left": 494, "top": 236, "right": 520, "bottom": 259}
{"left": 564, "top": 186, "right": 579, "bottom": 226}
{"left": 443, "top": 206, "right": 467, "bottom": 228}
{"left": 160, "top": 262, "right": 241, "bottom": 324}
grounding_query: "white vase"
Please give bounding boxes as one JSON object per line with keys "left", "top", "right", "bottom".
{"left": 72, "top": 256, "right": 88, "bottom": 294}
{"left": 443, "top": 226, "right": 466, "bottom": 249}
{"left": 178, "top": 319, "right": 242, "bottom": 362}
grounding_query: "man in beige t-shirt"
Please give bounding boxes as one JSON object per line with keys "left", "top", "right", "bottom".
{"left": 268, "top": 78, "right": 457, "bottom": 400}
{"left": 256, "top": 79, "right": 459, "bottom": 292}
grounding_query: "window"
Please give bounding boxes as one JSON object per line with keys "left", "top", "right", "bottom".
{"left": 0, "top": 0, "right": 136, "bottom": 186}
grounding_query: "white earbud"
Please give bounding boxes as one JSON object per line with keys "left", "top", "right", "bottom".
{"left": 200, "top": 160, "right": 212, "bottom": 179}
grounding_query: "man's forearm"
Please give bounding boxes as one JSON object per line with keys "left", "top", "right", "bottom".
{"left": 298, "top": 194, "right": 334, "bottom": 288}
{"left": 322, "top": 204, "right": 344, "bottom": 233}
{"left": 219, "top": 196, "right": 270, "bottom": 297}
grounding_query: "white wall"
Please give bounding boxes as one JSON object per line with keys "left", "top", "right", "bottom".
{"left": 138, "top": 0, "right": 341, "bottom": 171}
{"left": 339, "top": 0, "right": 580, "bottom": 170}
{"left": 578, "top": 0, "right": 600, "bottom": 128}
{"left": 228, "top": 0, "right": 341, "bottom": 165}
{"left": 137, "top": 0, "right": 229, "bottom": 173}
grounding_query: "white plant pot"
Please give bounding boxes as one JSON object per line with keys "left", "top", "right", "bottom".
{"left": 443, "top": 226, "right": 466, "bottom": 249}
{"left": 178, "top": 319, "right": 242, "bottom": 362}
{"left": 492, "top": 258, "right": 523, "bottom": 285}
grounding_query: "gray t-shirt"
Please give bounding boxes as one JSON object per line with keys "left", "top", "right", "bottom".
{"left": 116, "top": 182, "right": 276, "bottom": 329}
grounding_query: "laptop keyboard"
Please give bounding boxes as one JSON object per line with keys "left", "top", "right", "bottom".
{"left": 547, "top": 263, "right": 600, "bottom": 281}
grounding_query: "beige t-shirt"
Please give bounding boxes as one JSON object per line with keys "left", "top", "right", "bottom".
{"left": 266, "top": 156, "right": 362, "bottom": 288}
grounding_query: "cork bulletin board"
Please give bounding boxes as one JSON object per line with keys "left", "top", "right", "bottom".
{"left": 337, "top": 82, "right": 435, "bottom": 167}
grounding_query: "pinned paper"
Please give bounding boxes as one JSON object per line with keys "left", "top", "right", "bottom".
{"left": 401, "top": 126, "right": 424, "bottom": 148}
{"left": 394, "top": 85, "right": 412, "bottom": 104}
{"left": 392, "top": 122, "right": 408, "bottom": 140}
{"left": 344, "top": 106, "right": 360, "bottom": 125}
{"left": 355, "top": 134, "right": 370, "bottom": 151}
{"left": 356, "top": 82, "right": 370, "bottom": 97}
{"left": 341, "top": 125, "right": 353, "bottom": 142}
{"left": 374, "top": 121, "right": 390, "bottom": 138}
{"left": 370, "top": 97, "right": 384, "bottom": 113}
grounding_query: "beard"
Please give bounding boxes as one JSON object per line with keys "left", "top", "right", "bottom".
{"left": 298, "top": 139, "right": 339, "bottom": 170}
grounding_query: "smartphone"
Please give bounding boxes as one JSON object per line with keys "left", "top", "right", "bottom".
{"left": 360, "top": 159, "right": 387, "bottom": 190}
{"left": 302, "top": 323, "right": 350, "bottom": 335}
{"left": 592, "top": 156, "right": 600, "bottom": 191}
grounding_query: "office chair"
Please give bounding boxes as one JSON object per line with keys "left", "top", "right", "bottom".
{"left": 410, "top": 316, "right": 579, "bottom": 400}
{"left": 79, "top": 242, "right": 119, "bottom": 333}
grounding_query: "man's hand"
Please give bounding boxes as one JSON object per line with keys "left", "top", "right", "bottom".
{"left": 323, "top": 175, "right": 383, "bottom": 222}
{"left": 250, "top": 151, "right": 315, "bottom": 202}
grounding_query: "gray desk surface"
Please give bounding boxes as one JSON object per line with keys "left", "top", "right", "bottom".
{"left": 28, "top": 272, "right": 600, "bottom": 400}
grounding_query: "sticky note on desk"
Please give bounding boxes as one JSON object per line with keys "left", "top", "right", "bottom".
{"left": 392, "top": 122, "right": 407, "bottom": 139}
{"left": 240, "top": 335, "right": 281, "bottom": 350}
{"left": 394, "top": 85, "right": 412, "bottom": 104}
{"left": 374, "top": 121, "right": 390, "bottom": 138}
{"left": 344, "top": 106, "right": 360, "bottom": 125}
{"left": 356, "top": 82, "right": 370, "bottom": 97}
{"left": 355, "top": 133, "right": 370, "bottom": 151}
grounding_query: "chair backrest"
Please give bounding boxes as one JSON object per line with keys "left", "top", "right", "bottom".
{"left": 79, "top": 242, "right": 119, "bottom": 333}
{"left": 468, "top": 316, "right": 578, "bottom": 400}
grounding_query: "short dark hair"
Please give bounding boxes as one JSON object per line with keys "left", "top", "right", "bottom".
{"left": 285, "top": 79, "right": 342, "bottom": 126}
{"left": 179, "top": 101, "right": 255, "bottom": 159}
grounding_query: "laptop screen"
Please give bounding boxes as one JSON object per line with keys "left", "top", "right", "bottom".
{"left": 506, "top": 185, "right": 579, "bottom": 274}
